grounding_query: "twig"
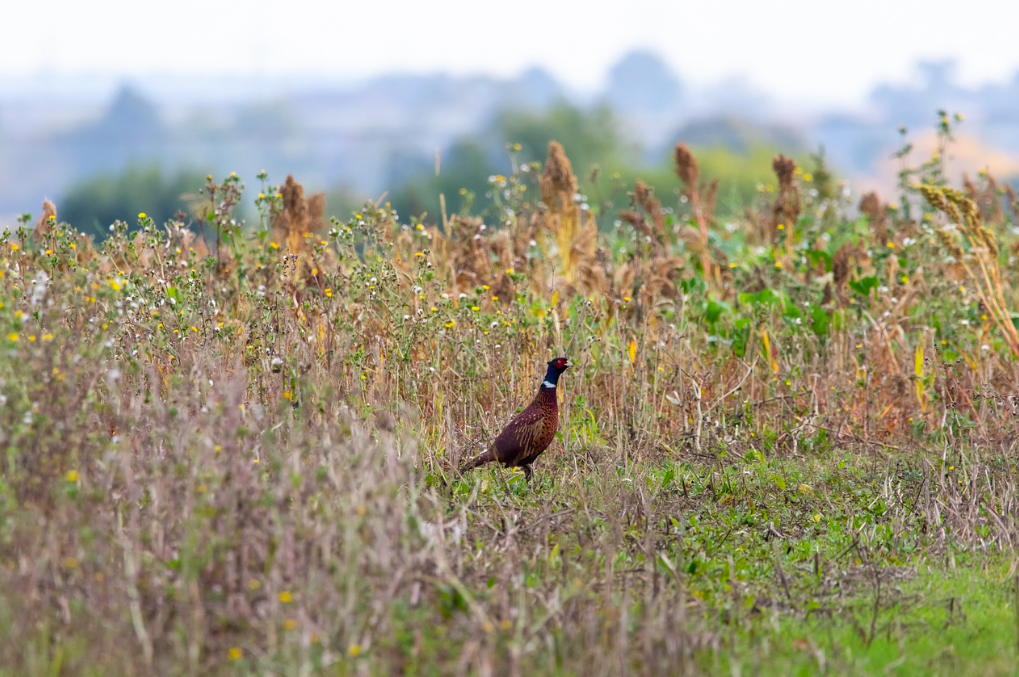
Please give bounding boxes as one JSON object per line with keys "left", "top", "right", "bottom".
{"left": 770, "top": 539, "right": 795, "bottom": 611}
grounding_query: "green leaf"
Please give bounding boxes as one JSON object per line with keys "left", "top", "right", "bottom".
{"left": 808, "top": 249, "right": 832, "bottom": 272}
{"left": 739, "top": 288, "right": 783, "bottom": 308}
{"left": 811, "top": 305, "right": 829, "bottom": 337}
{"left": 705, "top": 299, "right": 729, "bottom": 324}
{"left": 849, "top": 276, "right": 878, "bottom": 297}
{"left": 732, "top": 318, "right": 751, "bottom": 358}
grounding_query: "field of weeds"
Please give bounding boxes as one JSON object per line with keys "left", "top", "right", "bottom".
{"left": 2, "top": 118, "right": 1019, "bottom": 676}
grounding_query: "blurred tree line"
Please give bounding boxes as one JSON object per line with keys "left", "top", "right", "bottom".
{"left": 61, "top": 166, "right": 205, "bottom": 239}
{"left": 58, "top": 101, "right": 791, "bottom": 237}
{"left": 386, "top": 101, "right": 789, "bottom": 229}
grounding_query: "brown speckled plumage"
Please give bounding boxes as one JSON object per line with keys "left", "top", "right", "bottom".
{"left": 462, "top": 357, "right": 569, "bottom": 481}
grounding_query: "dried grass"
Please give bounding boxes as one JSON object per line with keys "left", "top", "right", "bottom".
{"left": 673, "top": 144, "right": 718, "bottom": 284}
{"left": 273, "top": 175, "right": 325, "bottom": 256}
{"left": 921, "top": 184, "right": 1019, "bottom": 359}
{"left": 859, "top": 192, "right": 888, "bottom": 242}
{"left": 2, "top": 153, "right": 1019, "bottom": 675}
{"left": 34, "top": 199, "right": 57, "bottom": 236}
{"left": 771, "top": 154, "right": 801, "bottom": 256}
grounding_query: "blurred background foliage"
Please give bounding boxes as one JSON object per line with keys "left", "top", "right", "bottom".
{"left": 10, "top": 54, "right": 1019, "bottom": 236}
{"left": 55, "top": 101, "right": 794, "bottom": 238}
{"left": 60, "top": 166, "right": 205, "bottom": 239}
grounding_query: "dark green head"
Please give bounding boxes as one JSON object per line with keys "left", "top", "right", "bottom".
{"left": 541, "top": 357, "right": 570, "bottom": 389}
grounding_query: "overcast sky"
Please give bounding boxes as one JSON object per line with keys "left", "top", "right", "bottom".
{"left": 6, "top": 0, "right": 1019, "bottom": 106}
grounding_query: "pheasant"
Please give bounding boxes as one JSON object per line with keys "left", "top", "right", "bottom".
{"left": 461, "top": 357, "right": 570, "bottom": 481}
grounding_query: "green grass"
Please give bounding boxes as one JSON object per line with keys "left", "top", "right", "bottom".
{"left": 717, "top": 563, "right": 1019, "bottom": 676}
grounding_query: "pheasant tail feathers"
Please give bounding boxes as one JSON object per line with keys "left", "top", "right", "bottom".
{"left": 460, "top": 447, "right": 496, "bottom": 474}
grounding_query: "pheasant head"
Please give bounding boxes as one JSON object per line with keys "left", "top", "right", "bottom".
{"left": 540, "top": 356, "right": 570, "bottom": 391}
